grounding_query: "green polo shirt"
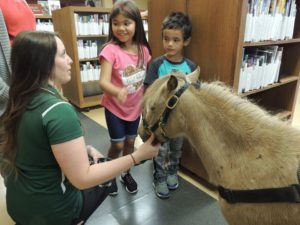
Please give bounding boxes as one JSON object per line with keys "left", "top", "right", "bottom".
{"left": 5, "top": 86, "right": 83, "bottom": 225}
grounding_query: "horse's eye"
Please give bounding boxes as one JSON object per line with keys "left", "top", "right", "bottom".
{"left": 150, "top": 106, "right": 155, "bottom": 111}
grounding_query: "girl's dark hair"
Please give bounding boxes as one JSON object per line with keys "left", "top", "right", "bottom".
{"left": 107, "top": 0, "right": 151, "bottom": 68}
{"left": 162, "top": 12, "right": 192, "bottom": 41}
{"left": 0, "top": 31, "right": 58, "bottom": 178}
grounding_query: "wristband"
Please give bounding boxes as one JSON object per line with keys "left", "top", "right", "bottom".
{"left": 130, "top": 154, "right": 137, "bottom": 165}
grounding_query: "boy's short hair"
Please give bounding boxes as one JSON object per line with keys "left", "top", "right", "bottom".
{"left": 162, "top": 12, "right": 192, "bottom": 41}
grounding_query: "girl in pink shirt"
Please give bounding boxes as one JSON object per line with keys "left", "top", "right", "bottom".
{"left": 99, "top": 0, "right": 151, "bottom": 195}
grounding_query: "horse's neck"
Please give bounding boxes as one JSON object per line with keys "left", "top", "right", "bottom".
{"left": 177, "top": 86, "right": 300, "bottom": 188}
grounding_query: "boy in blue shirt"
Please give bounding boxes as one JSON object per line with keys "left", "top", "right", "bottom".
{"left": 144, "top": 12, "right": 197, "bottom": 199}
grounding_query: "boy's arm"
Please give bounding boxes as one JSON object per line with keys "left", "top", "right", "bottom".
{"left": 144, "top": 58, "right": 161, "bottom": 86}
{"left": 186, "top": 58, "right": 198, "bottom": 72}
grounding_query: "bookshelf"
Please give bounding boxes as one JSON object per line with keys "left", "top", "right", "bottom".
{"left": 148, "top": 0, "right": 300, "bottom": 182}
{"left": 52, "top": 6, "right": 111, "bottom": 109}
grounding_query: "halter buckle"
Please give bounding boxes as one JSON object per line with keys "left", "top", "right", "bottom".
{"left": 166, "top": 95, "right": 179, "bottom": 109}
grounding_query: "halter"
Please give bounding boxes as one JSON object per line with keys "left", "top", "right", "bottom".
{"left": 142, "top": 77, "right": 191, "bottom": 141}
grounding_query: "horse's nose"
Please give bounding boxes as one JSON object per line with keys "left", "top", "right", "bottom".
{"left": 138, "top": 124, "right": 150, "bottom": 142}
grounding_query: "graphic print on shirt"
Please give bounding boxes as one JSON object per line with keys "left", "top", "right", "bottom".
{"left": 120, "top": 64, "right": 146, "bottom": 94}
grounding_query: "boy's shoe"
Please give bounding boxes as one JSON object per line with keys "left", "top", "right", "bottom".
{"left": 108, "top": 179, "right": 118, "bottom": 196}
{"left": 153, "top": 181, "right": 170, "bottom": 199}
{"left": 120, "top": 173, "right": 138, "bottom": 194}
{"left": 167, "top": 174, "right": 179, "bottom": 190}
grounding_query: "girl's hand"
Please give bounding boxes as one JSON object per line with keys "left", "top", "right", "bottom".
{"left": 117, "top": 88, "right": 128, "bottom": 103}
{"left": 132, "top": 134, "right": 160, "bottom": 163}
{"left": 86, "top": 145, "right": 104, "bottom": 163}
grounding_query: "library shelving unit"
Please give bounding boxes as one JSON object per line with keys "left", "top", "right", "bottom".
{"left": 52, "top": 6, "right": 111, "bottom": 109}
{"left": 148, "top": 0, "right": 300, "bottom": 182}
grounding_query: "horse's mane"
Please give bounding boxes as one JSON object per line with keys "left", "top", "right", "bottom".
{"left": 144, "top": 73, "right": 300, "bottom": 155}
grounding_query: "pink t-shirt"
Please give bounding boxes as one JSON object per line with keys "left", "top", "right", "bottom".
{"left": 99, "top": 43, "right": 151, "bottom": 121}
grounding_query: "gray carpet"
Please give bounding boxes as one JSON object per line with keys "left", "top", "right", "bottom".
{"left": 79, "top": 112, "right": 228, "bottom": 225}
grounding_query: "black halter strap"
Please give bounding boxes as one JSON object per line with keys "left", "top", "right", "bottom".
{"left": 218, "top": 184, "right": 300, "bottom": 204}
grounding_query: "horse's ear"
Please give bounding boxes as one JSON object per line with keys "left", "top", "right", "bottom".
{"left": 167, "top": 75, "right": 178, "bottom": 91}
{"left": 186, "top": 66, "right": 200, "bottom": 83}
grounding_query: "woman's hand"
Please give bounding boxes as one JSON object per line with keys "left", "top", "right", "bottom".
{"left": 132, "top": 134, "right": 160, "bottom": 164}
{"left": 86, "top": 145, "right": 104, "bottom": 163}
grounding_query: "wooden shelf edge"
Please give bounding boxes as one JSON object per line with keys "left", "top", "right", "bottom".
{"left": 77, "top": 35, "right": 107, "bottom": 39}
{"left": 243, "top": 38, "right": 300, "bottom": 47}
{"left": 79, "top": 57, "right": 99, "bottom": 62}
{"left": 68, "top": 6, "right": 111, "bottom": 13}
{"left": 238, "top": 75, "right": 299, "bottom": 97}
{"left": 35, "top": 15, "right": 52, "bottom": 19}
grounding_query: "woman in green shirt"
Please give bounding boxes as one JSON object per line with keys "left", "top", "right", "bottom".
{"left": 0, "top": 31, "right": 159, "bottom": 225}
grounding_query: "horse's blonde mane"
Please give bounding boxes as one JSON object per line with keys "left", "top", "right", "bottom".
{"left": 143, "top": 73, "right": 300, "bottom": 156}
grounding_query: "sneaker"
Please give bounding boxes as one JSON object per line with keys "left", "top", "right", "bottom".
{"left": 153, "top": 181, "right": 170, "bottom": 199}
{"left": 120, "top": 173, "right": 138, "bottom": 194}
{"left": 167, "top": 174, "right": 179, "bottom": 190}
{"left": 108, "top": 179, "right": 118, "bottom": 196}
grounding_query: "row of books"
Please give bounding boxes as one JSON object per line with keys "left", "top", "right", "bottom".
{"left": 238, "top": 45, "right": 283, "bottom": 94}
{"left": 36, "top": 19, "right": 54, "bottom": 32}
{"left": 77, "top": 39, "right": 105, "bottom": 60}
{"left": 74, "top": 13, "right": 109, "bottom": 36}
{"left": 244, "top": 0, "right": 297, "bottom": 42}
{"left": 80, "top": 62, "right": 101, "bottom": 82}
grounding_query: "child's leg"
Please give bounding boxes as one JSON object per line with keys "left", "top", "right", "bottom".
{"left": 153, "top": 141, "right": 171, "bottom": 198}
{"left": 167, "top": 137, "right": 184, "bottom": 190}
{"left": 104, "top": 108, "right": 127, "bottom": 196}
{"left": 107, "top": 141, "right": 124, "bottom": 159}
{"left": 119, "top": 116, "right": 140, "bottom": 194}
{"left": 105, "top": 108, "right": 126, "bottom": 159}
{"left": 168, "top": 137, "right": 184, "bottom": 174}
{"left": 153, "top": 141, "right": 170, "bottom": 182}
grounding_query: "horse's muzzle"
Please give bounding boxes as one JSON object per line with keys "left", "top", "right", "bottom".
{"left": 138, "top": 124, "right": 162, "bottom": 145}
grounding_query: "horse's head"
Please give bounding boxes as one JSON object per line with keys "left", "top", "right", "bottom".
{"left": 139, "top": 67, "right": 200, "bottom": 143}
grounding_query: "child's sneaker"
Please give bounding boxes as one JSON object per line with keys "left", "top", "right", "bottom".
{"left": 108, "top": 179, "right": 118, "bottom": 196}
{"left": 167, "top": 174, "right": 179, "bottom": 190}
{"left": 153, "top": 181, "right": 170, "bottom": 199}
{"left": 120, "top": 173, "right": 138, "bottom": 194}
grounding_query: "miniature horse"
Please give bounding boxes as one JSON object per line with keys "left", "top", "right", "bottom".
{"left": 138, "top": 68, "right": 300, "bottom": 225}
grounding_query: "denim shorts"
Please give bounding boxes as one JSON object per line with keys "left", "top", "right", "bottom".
{"left": 105, "top": 108, "right": 140, "bottom": 142}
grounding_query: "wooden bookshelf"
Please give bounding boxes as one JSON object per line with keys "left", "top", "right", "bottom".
{"left": 52, "top": 6, "right": 111, "bottom": 109}
{"left": 148, "top": 0, "right": 300, "bottom": 181}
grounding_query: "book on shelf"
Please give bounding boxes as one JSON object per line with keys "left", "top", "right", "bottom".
{"left": 74, "top": 13, "right": 109, "bottom": 36}
{"left": 38, "top": 0, "right": 50, "bottom": 15}
{"left": 47, "top": 0, "right": 61, "bottom": 15}
{"left": 238, "top": 45, "right": 283, "bottom": 94}
{"left": 244, "top": 0, "right": 297, "bottom": 42}
{"left": 28, "top": 4, "right": 43, "bottom": 15}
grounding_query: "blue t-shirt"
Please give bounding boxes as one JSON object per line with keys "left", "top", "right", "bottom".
{"left": 144, "top": 55, "right": 197, "bottom": 85}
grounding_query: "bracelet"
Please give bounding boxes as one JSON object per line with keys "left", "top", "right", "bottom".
{"left": 130, "top": 154, "right": 137, "bottom": 165}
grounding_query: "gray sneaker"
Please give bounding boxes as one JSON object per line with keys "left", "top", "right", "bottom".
{"left": 153, "top": 181, "right": 170, "bottom": 199}
{"left": 167, "top": 174, "right": 179, "bottom": 190}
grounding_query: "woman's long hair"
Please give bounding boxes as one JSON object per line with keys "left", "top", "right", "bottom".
{"left": 106, "top": 0, "right": 151, "bottom": 68}
{"left": 0, "top": 31, "right": 58, "bottom": 178}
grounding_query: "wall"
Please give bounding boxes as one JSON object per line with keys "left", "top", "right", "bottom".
{"left": 101, "top": 0, "right": 148, "bottom": 10}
